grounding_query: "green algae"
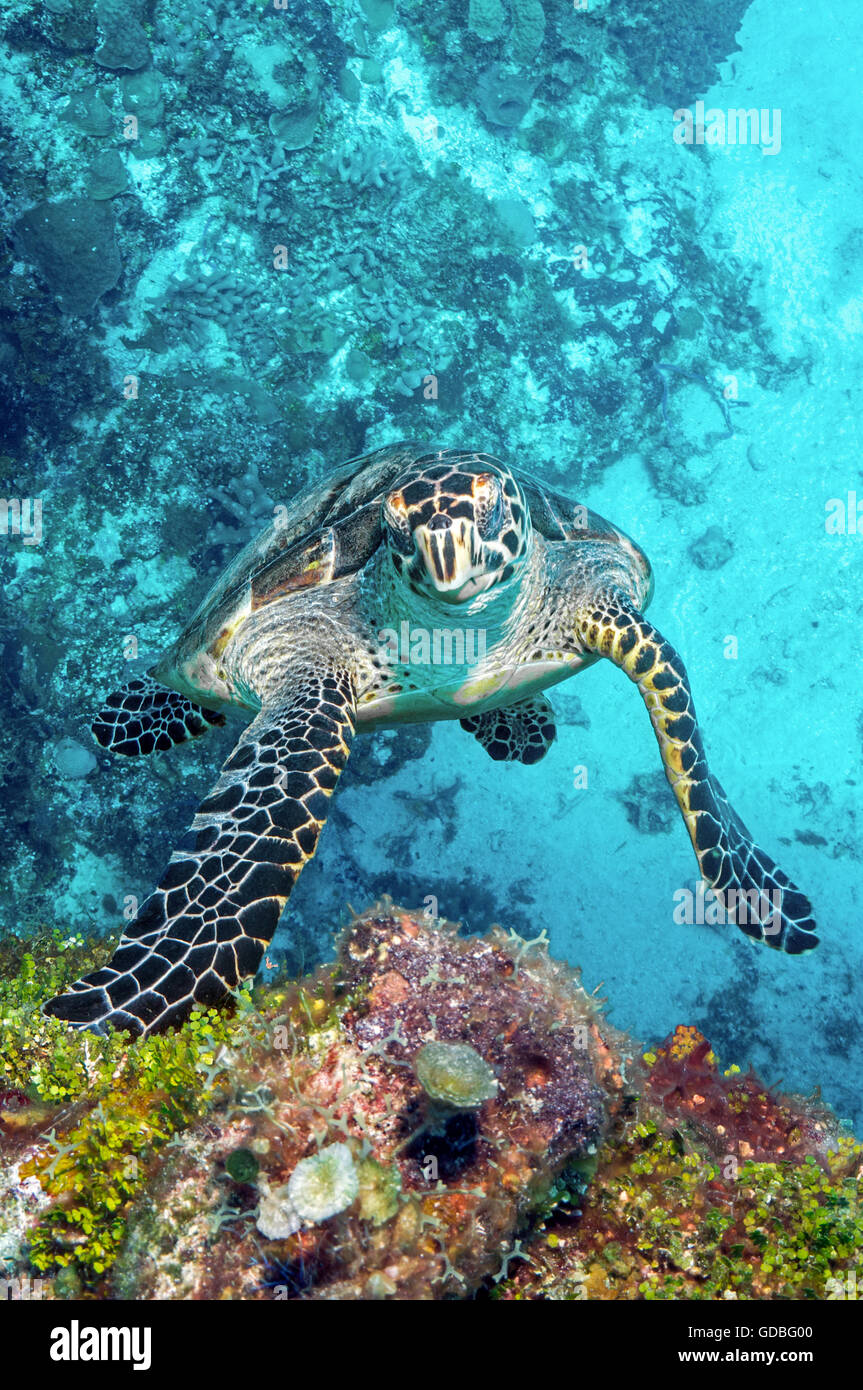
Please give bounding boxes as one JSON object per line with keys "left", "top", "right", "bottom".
{"left": 493, "top": 1104, "right": 862, "bottom": 1301}
{"left": 0, "top": 927, "right": 257, "bottom": 1281}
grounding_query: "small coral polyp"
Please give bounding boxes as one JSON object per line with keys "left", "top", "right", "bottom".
{"left": 287, "top": 1143, "right": 359, "bottom": 1224}
{"left": 414, "top": 1041, "right": 499, "bottom": 1111}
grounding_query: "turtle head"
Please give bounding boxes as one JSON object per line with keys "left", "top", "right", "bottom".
{"left": 383, "top": 459, "right": 531, "bottom": 604}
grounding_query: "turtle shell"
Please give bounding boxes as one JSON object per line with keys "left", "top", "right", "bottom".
{"left": 152, "top": 442, "right": 425, "bottom": 700}
{"left": 204, "top": 440, "right": 424, "bottom": 620}
{"left": 515, "top": 467, "right": 625, "bottom": 544}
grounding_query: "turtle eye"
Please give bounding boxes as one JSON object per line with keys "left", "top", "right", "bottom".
{"left": 386, "top": 490, "right": 408, "bottom": 517}
{"left": 473, "top": 474, "right": 504, "bottom": 537}
{"left": 383, "top": 492, "right": 413, "bottom": 553}
{"left": 472, "top": 473, "right": 497, "bottom": 503}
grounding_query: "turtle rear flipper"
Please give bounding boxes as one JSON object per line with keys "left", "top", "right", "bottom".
{"left": 461, "top": 695, "right": 556, "bottom": 764}
{"left": 92, "top": 674, "right": 226, "bottom": 757}
{"left": 45, "top": 669, "right": 356, "bottom": 1037}
{"left": 577, "top": 593, "right": 818, "bottom": 954}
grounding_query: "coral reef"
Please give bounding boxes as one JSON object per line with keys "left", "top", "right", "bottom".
{"left": 110, "top": 905, "right": 617, "bottom": 1298}
{"left": 467, "top": 0, "right": 545, "bottom": 61}
{"left": 468, "top": 0, "right": 506, "bottom": 44}
{"left": 333, "top": 139, "right": 410, "bottom": 192}
{"left": 86, "top": 149, "right": 129, "bottom": 201}
{"left": 475, "top": 65, "right": 536, "bottom": 129}
{"left": 0, "top": 905, "right": 623, "bottom": 1296}
{"left": 208, "top": 462, "right": 277, "bottom": 547}
{"left": 0, "top": 915, "right": 858, "bottom": 1301}
{"left": 93, "top": 0, "right": 151, "bottom": 72}
{"left": 496, "top": 1025, "right": 862, "bottom": 1300}
{"left": 609, "top": 0, "right": 750, "bottom": 107}
{"left": 12, "top": 198, "right": 122, "bottom": 316}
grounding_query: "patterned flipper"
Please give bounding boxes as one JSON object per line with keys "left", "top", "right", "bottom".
{"left": 460, "top": 695, "right": 557, "bottom": 764}
{"left": 92, "top": 674, "right": 225, "bottom": 756}
{"left": 577, "top": 593, "right": 818, "bottom": 954}
{"left": 44, "top": 671, "right": 356, "bottom": 1036}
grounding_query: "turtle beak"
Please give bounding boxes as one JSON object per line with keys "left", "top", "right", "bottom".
{"left": 413, "top": 514, "right": 482, "bottom": 601}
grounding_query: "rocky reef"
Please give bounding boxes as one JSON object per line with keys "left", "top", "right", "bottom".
{"left": 500, "top": 1024, "right": 862, "bottom": 1300}
{"left": 0, "top": 905, "right": 859, "bottom": 1300}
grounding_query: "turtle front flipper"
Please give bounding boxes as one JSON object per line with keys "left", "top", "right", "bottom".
{"left": 460, "top": 696, "right": 556, "bottom": 764}
{"left": 44, "top": 670, "right": 356, "bottom": 1037}
{"left": 92, "top": 674, "right": 225, "bottom": 756}
{"left": 576, "top": 592, "right": 818, "bottom": 954}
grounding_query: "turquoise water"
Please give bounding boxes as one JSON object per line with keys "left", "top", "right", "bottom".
{"left": 0, "top": 2, "right": 860, "bottom": 1123}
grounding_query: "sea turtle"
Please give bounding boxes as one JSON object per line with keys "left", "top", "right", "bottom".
{"left": 44, "top": 442, "right": 818, "bottom": 1037}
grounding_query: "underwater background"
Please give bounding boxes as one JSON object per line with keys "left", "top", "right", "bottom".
{"left": 0, "top": 0, "right": 860, "bottom": 1152}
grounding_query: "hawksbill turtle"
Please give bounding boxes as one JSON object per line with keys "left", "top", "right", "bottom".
{"left": 44, "top": 443, "right": 818, "bottom": 1037}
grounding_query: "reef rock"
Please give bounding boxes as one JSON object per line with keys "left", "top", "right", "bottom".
{"left": 13, "top": 198, "right": 121, "bottom": 317}
{"left": 111, "top": 906, "right": 621, "bottom": 1299}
